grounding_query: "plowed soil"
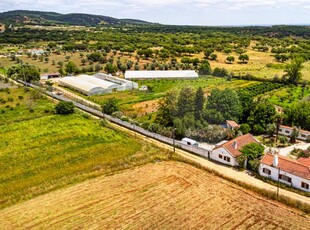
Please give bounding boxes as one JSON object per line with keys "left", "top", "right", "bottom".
{"left": 1, "top": 161, "right": 309, "bottom": 230}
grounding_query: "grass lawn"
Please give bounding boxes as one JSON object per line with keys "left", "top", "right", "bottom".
{"left": 0, "top": 86, "right": 171, "bottom": 209}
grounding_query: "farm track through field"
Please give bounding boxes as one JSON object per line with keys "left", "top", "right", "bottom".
{"left": 1, "top": 162, "right": 309, "bottom": 229}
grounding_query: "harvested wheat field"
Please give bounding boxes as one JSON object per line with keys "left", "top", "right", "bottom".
{"left": 1, "top": 161, "right": 309, "bottom": 230}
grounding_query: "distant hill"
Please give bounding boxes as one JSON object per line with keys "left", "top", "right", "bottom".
{"left": 0, "top": 10, "right": 150, "bottom": 26}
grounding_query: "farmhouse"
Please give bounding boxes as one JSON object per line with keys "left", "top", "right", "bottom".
{"left": 226, "top": 120, "right": 240, "bottom": 130}
{"left": 278, "top": 125, "right": 310, "bottom": 141}
{"left": 259, "top": 153, "right": 310, "bottom": 192}
{"left": 59, "top": 74, "right": 138, "bottom": 96}
{"left": 211, "top": 134, "right": 260, "bottom": 166}
{"left": 125, "top": 70, "right": 198, "bottom": 80}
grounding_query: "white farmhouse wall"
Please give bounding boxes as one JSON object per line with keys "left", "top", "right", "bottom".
{"left": 278, "top": 127, "right": 309, "bottom": 141}
{"left": 259, "top": 163, "right": 310, "bottom": 192}
{"left": 211, "top": 147, "right": 238, "bottom": 167}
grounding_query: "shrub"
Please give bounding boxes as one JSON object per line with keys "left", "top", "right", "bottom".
{"left": 55, "top": 101, "right": 75, "bottom": 115}
{"left": 102, "top": 98, "right": 118, "bottom": 115}
{"left": 18, "top": 95, "right": 24, "bottom": 100}
{"left": 278, "top": 135, "right": 288, "bottom": 144}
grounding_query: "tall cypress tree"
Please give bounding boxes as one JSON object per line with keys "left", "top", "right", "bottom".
{"left": 194, "top": 87, "right": 205, "bottom": 120}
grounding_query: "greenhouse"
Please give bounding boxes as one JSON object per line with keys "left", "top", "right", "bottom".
{"left": 124, "top": 70, "right": 199, "bottom": 80}
{"left": 59, "top": 74, "right": 138, "bottom": 95}
{"left": 59, "top": 77, "right": 107, "bottom": 95}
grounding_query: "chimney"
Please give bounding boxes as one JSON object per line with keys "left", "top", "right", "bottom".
{"left": 273, "top": 153, "right": 279, "bottom": 167}
{"left": 233, "top": 141, "right": 237, "bottom": 149}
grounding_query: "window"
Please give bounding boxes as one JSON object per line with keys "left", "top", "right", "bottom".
{"left": 219, "top": 154, "right": 223, "bottom": 159}
{"left": 279, "top": 174, "right": 292, "bottom": 183}
{"left": 263, "top": 168, "right": 271, "bottom": 175}
{"left": 301, "top": 134, "right": 306, "bottom": 138}
{"left": 279, "top": 129, "right": 283, "bottom": 132}
{"left": 285, "top": 130, "right": 290, "bottom": 134}
{"left": 301, "top": 182, "right": 309, "bottom": 190}
{"left": 224, "top": 156, "right": 230, "bottom": 162}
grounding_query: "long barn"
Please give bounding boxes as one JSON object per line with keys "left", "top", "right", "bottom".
{"left": 125, "top": 70, "right": 198, "bottom": 80}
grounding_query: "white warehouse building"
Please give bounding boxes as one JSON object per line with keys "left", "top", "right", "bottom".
{"left": 125, "top": 70, "right": 199, "bottom": 80}
{"left": 59, "top": 74, "right": 138, "bottom": 96}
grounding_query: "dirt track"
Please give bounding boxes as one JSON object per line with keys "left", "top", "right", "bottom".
{"left": 1, "top": 161, "right": 309, "bottom": 230}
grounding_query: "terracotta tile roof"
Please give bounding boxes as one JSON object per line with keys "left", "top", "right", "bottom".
{"left": 261, "top": 154, "right": 310, "bottom": 180}
{"left": 279, "top": 125, "right": 310, "bottom": 135}
{"left": 214, "top": 134, "right": 260, "bottom": 158}
{"left": 297, "top": 157, "right": 310, "bottom": 167}
{"left": 226, "top": 120, "right": 240, "bottom": 128}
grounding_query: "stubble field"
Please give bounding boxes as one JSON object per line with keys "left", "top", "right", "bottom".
{"left": 1, "top": 161, "right": 309, "bottom": 230}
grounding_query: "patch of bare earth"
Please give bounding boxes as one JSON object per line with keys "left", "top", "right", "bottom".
{"left": 1, "top": 161, "right": 309, "bottom": 230}
{"left": 132, "top": 98, "right": 160, "bottom": 115}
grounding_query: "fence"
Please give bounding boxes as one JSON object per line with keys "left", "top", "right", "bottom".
{"left": 23, "top": 80, "right": 211, "bottom": 159}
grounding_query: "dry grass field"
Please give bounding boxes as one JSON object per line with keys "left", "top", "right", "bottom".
{"left": 1, "top": 161, "right": 309, "bottom": 230}
{"left": 1, "top": 41, "right": 310, "bottom": 81}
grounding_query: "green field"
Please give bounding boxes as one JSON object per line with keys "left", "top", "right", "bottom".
{"left": 0, "top": 87, "right": 171, "bottom": 209}
{"left": 86, "top": 77, "right": 258, "bottom": 116}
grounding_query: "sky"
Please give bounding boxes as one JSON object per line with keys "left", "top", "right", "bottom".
{"left": 0, "top": 0, "right": 310, "bottom": 26}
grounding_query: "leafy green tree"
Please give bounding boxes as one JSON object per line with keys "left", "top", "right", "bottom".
{"left": 65, "top": 61, "right": 78, "bottom": 75}
{"left": 59, "top": 68, "right": 66, "bottom": 76}
{"left": 194, "top": 87, "right": 205, "bottom": 120}
{"left": 7, "top": 64, "right": 40, "bottom": 83}
{"left": 238, "top": 54, "right": 249, "bottom": 63}
{"left": 284, "top": 101, "right": 310, "bottom": 130}
{"left": 204, "top": 48, "right": 214, "bottom": 59}
{"left": 212, "top": 67, "right": 228, "bottom": 77}
{"left": 210, "top": 53, "right": 218, "bottom": 60}
{"left": 137, "top": 49, "right": 153, "bottom": 59}
{"left": 102, "top": 98, "right": 118, "bottom": 115}
{"left": 266, "top": 123, "right": 276, "bottom": 136}
{"left": 247, "top": 101, "right": 276, "bottom": 134}
{"left": 55, "top": 101, "right": 75, "bottom": 115}
{"left": 104, "top": 63, "right": 118, "bottom": 74}
{"left": 226, "top": 56, "right": 235, "bottom": 63}
{"left": 177, "top": 86, "right": 195, "bottom": 117}
{"left": 95, "top": 64, "right": 101, "bottom": 72}
{"left": 87, "top": 52, "right": 103, "bottom": 62}
{"left": 205, "top": 88, "right": 242, "bottom": 124}
{"left": 239, "top": 123, "right": 250, "bottom": 134}
{"left": 290, "top": 127, "right": 299, "bottom": 143}
{"left": 240, "top": 143, "right": 265, "bottom": 171}
{"left": 275, "top": 54, "right": 289, "bottom": 63}
{"left": 81, "top": 58, "right": 87, "bottom": 65}
{"left": 284, "top": 58, "right": 304, "bottom": 85}
{"left": 198, "top": 60, "right": 211, "bottom": 75}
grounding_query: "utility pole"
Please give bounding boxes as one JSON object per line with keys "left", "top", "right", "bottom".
{"left": 172, "top": 128, "right": 176, "bottom": 153}
{"left": 277, "top": 167, "right": 280, "bottom": 199}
